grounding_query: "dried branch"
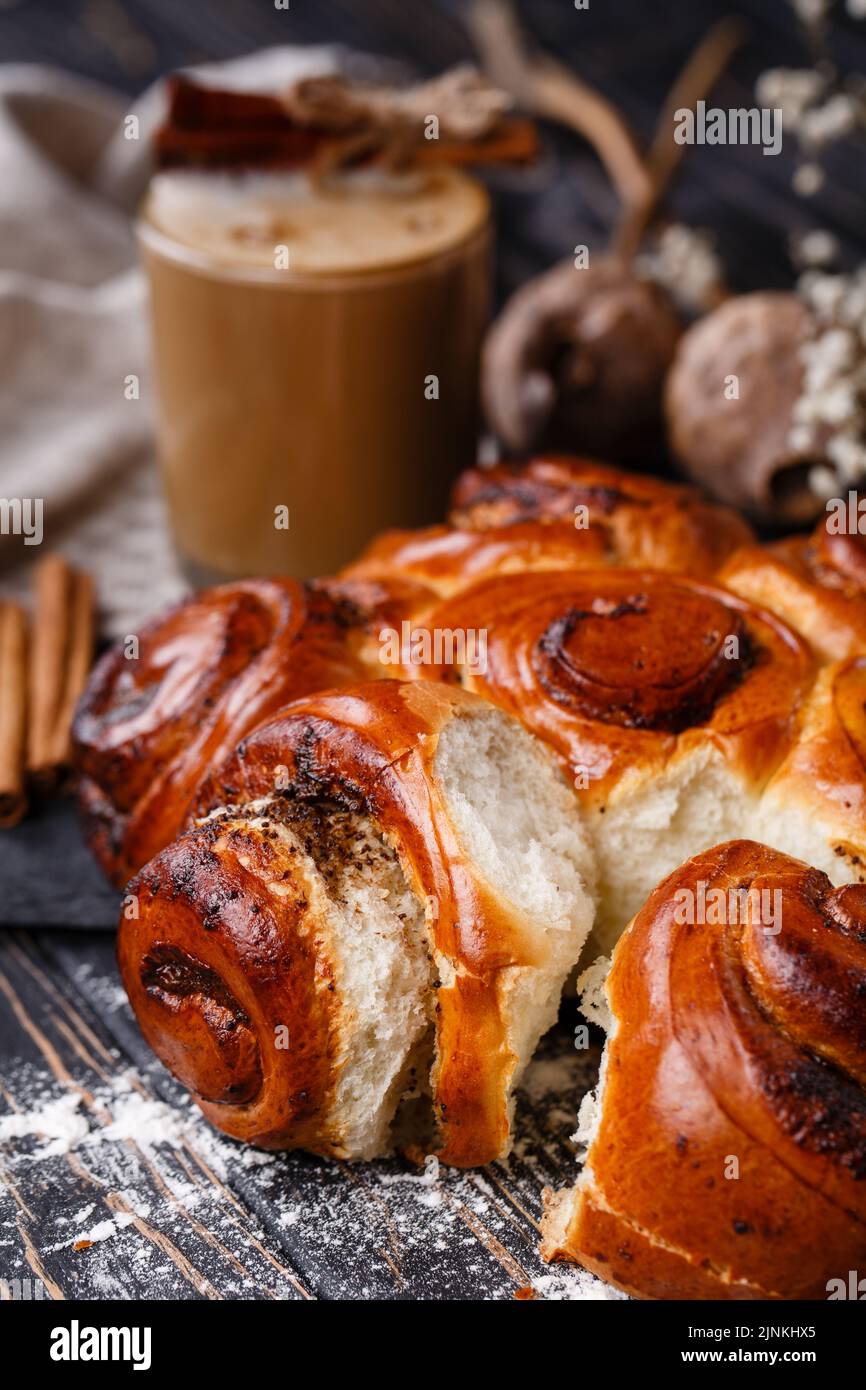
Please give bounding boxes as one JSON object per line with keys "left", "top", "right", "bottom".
{"left": 614, "top": 17, "right": 748, "bottom": 258}
{"left": 466, "top": 0, "right": 653, "bottom": 213}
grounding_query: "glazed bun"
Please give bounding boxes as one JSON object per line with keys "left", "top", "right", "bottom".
{"left": 756, "top": 655, "right": 866, "bottom": 881}
{"left": 543, "top": 840, "right": 866, "bottom": 1300}
{"left": 416, "top": 567, "right": 866, "bottom": 949}
{"left": 720, "top": 510, "right": 866, "bottom": 660}
{"left": 117, "top": 681, "right": 596, "bottom": 1166}
{"left": 74, "top": 457, "right": 757, "bottom": 889}
{"left": 344, "top": 457, "right": 755, "bottom": 599}
{"left": 450, "top": 455, "right": 754, "bottom": 573}
{"left": 342, "top": 519, "right": 611, "bottom": 599}
{"left": 72, "top": 577, "right": 417, "bottom": 886}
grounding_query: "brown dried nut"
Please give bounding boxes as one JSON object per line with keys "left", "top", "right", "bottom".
{"left": 482, "top": 257, "right": 684, "bottom": 462}
{"left": 665, "top": 291, "right": 822, "bottom": 526}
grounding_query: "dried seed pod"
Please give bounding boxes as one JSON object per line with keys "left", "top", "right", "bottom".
{"left": 482, "top": 256, "right": 684, "bottom": 462}
{"left": 665, "top": 291, "right": 822, "bottom": 526}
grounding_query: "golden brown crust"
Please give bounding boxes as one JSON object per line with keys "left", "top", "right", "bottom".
{"left": 119, "top": 680, "right": 542, "bottom": 1167}
{"left": 120, "top": 802, "right": 342, "bottom": 1152}
{"left": 73, "top": 577, "right": 414, "bottom": 886}
{"left": 415, "top": 569, "right": 813, "bottom": 803}
{"left": 450, "top": 456, "right": 754, "bottom": 575}
{"left": 543, "top": 840, "right": 866, "bottom": 1300}
{"left": 75, "top": 457, "right": 759, "bottom": 888}
{"left": 762, "top": 657, "right": 866, "bottom": 881}
{"left": 341, "top": 520, "right": 611, "bottom": 598}
{"left": 344, "top": 457, "right": 756, "bottom": 600}
{"left": 805, "top": 520, "right": 866, "bottom": 593}
{"left": 542, "top": 1189, "right": 773, "bottom": 1300}
{"left": 719, "top": 513, "right": 866, "bottom": 661}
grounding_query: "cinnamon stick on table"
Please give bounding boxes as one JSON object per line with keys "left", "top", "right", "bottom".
{"left": 27, "top": 555, "right": 95, "bottom": 789}
{"left": 0, "top": 601, "right": 28, "bottom": 827}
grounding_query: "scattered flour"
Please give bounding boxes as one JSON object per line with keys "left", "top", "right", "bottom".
{"left": 0, "top": 1076, "right": 195, "bottom": 1163}
{"left": 87, "top": 1091, "right": 190, "bottom": 1149}
{"left": 530, "top": 1271, "right": 627, "bottom": 1301}
{"left": 61, "top": 1213, "right": 136, "bottom": 1249}
{"left": 0, "top": 1091, "right": 90, "bottom": 1156}
{"left": 0, "top": 986, "right": 609, "bottom": 1300}
{"left": 72, "top": 962, "right": 129, "bottom": 1013}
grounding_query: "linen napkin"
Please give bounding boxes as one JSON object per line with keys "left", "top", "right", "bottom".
{"left": 0, "top": 45, "right": 338, "bottom": 639}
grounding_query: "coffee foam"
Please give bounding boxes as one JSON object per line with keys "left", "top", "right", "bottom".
{"left": 143, "top": 167, "right": 489, "bottom": 275}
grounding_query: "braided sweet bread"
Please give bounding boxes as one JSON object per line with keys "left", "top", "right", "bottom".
{"left": 449, "top": 456, "right": 753, "bottom": 560}
{"left": 542, "top": 840, "right": 866, "bottom": 1300}
{"left": 117, "top": 681, "right": 595, "bottom": 1166}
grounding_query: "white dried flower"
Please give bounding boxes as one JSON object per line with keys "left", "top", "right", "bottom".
{"left": 817, "top": 382, "right": 860, "bottom": 426}
{"left": 756, "top": 67, "right": 825, "bottom": 128}
{"left": 790, "top": 229, "right": 839, "bottom": 267}
{"left": 827, "top": 434, "right": 866, "bottom": 477}
{"left": 810, "top": 327, "right": 858, "bottom": 371}
{"left": 792, "top": 0, "right": 832, "bottom": 22}
{"left": 790, "top": 424, "right": 818, "bottom": 453}
{"left": 761, "top": 9, "right": 866, "bottom": 225}
{"left": 838, "top": 275, "right": 866, "bottom": 330}
{"left": 793, "top": 162, "right": 825, "bottom": 195}
{"left": 799, "top": 269, "right": 845, "bottom": 315}
{"left": 633, "top": 222, "right": 722, "bottom": 313}
{"left": 799, "top": 93, "right": 858, "bottom": 148}
{"left": 808, "top": 464, "right": 839, "bottom": 498}
{"left": 796, "top": 266, "right": 866, "bottom": 498}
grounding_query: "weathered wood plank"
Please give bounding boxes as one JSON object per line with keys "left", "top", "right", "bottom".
{"left": 0, "top": 930, "right": 613, "bottom": 1300}
{"left": 0, "top": 933, "right": 314, "bottom": 1299}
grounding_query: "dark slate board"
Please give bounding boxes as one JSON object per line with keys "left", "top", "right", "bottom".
{"left": 0, "top": 800, "right": 119, "bottom": 929}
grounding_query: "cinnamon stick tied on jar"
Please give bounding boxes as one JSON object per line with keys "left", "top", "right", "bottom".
{"left": 155, "top": 67, "right": 538, "bottom": 174}
{"left": 0, "top": 600, "right": 28, "bottom": 827}
{"left": 27, "top": 555, "right": 95, "bottom": 789}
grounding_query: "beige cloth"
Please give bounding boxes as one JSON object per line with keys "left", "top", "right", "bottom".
{"left": 0, "top": 48, "right": 337, "bottom": 638}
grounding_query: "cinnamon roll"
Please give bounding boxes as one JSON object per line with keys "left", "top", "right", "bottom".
{"left": 344, "top": 457, "right": 755, "bottom": 600}
{"left": 450, "top": 456, "right": 754, "bottom": 574}
{"left": 73, "top": 578, "right": 415, "bottom": 886}
{"left": 117, "top": 680, "right": 596, "bottom": 1166}
{"left": 542, "top": 840, "right": 866, "bottom": 1300}
{"left": 413, "top": 568, "right": 866, "bottom": 949}
{"left": 720, "top": 510, "right": 866, "bottom": 660}
{"left": 758, "top": 655, "right": 866, "bottom": 885}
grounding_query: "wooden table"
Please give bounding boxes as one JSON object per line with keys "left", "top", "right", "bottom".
{"left": 0, "top": 928, "right": 611, "bottom": 1300}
